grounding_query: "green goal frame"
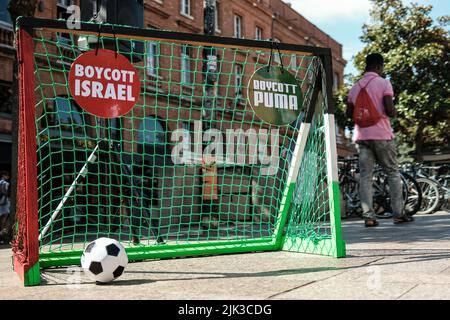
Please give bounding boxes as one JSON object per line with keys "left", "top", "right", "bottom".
{"left": 13, "top": 17, "right": 345, "bottom": 286}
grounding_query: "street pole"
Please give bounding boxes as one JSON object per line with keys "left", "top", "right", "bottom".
{"left": 201, "top": 0, "right": 218, "bottom": 233}
{"left": 270, "top": 12, "right": 279, "bottom": 41}
{"left": 271, "top": 14, "right": 275, "bottom": 41}
{"left": 203, "top": 0, "right": 217, "bottom": 131}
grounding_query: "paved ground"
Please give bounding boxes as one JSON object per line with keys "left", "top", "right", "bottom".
{"left": 1, "top": 211, "right": 450, "bottom": 300}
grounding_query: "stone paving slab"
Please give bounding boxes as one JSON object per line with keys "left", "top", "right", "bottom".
{"left": 271, "top": 275, "right": 417, "bottom": 300}
{"left": 398, "top": 283, "right": 450, "bottom": 300}
{"left": 1, "top": 211, "right": 449, "bottom": 299}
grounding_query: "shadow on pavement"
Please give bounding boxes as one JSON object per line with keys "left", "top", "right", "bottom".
{"left": 32, "top": 211, "right": 450, "bottom": 287}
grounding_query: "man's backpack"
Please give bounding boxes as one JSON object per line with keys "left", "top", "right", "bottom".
{"left": 353, "top": 77, "right": 382, "bottom": 128}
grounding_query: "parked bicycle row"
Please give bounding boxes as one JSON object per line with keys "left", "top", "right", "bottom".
{"left": 400, "top": 162, "right": 450, "bottom": 214}
{"left": 338, "top": 157, "right": 449, "bottom": 220}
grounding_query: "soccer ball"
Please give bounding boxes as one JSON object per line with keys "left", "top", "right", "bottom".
{"left": 81, "top": 237, "right": 128, "bottom": 284}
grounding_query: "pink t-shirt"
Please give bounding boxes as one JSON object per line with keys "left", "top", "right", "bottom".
{"left": 348, "top": 72, "right": 395, "bottom": 141}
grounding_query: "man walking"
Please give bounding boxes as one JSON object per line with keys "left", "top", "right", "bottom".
{"left": 346, "top": 53, "right": 414, "bottom": 227}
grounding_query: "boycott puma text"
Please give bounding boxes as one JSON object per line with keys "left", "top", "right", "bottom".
{"left": 253, "top": 79, "right": 298, "bottom": 110}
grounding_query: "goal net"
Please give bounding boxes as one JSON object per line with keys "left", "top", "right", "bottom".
{"left": 13, "top": 17, "right": 345, "bottom": 286}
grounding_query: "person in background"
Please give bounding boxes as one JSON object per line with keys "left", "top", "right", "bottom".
{"left": 0, "top": 171, "right": 11, "bottom": 243}
{"left": 346, "top": 53, "right": 414, "bottom": 227}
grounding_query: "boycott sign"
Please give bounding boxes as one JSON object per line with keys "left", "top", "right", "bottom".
{"left": 68, "top": 49, "right": 141, "bottom": 118}
{"left": 247, "top": 66, "right": 303, "bottom": 125}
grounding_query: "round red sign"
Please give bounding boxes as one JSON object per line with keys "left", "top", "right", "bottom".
{"left": 68, "top": 49, "right": 141, "bottom": 118}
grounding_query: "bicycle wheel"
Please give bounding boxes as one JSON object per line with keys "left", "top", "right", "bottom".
{"left": 339, "top": 176, "right": 362, "bottom": 218}
{"left": 401, "top": 172, "right": 422, "bottom": 216}
{"left": 373, "top": 171, "right": 421, "bottom": 218}
{"left": 416, "top": 178, "right": 441, "bottom": 214}
{"left": 372, "top": 171, "right": 393, "bottom": 219}
{"left": 441, "top": 194, "right": 450, "bottom": 212}
{"left": 435, "top": 174, "right": 450, "bottom": 212}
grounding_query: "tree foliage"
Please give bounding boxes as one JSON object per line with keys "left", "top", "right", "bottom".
{"left": 335, "top": 0, "right": 450, "bottom": 160}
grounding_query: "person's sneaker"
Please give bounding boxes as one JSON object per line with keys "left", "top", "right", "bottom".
{"left": 156, "top": 237, "right": 166, "bottom": 244}
{"left": 365, "top": 219, "right": 379, "bottom": 227}
{"left": 393, "top": 215, "right": 414, "bottom": 224}
{"left": 132, "top": 236, "right": 140, "bottom": 245}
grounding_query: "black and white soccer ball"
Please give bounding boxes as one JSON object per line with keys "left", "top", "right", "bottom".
{"left": 81, "top": 237, "right": 128, "bottom": 284}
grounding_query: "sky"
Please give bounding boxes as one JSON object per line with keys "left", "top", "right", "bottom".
{"left": 289, "top": 0, "right": 450, "bottom": 77}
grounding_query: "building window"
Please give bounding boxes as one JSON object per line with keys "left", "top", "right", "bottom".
{"left": 181, "top": 46, "right": 191, "bottom": 84}
{"left": 46, "top": 96, "right": 86, "bottom": 137}
{"left": 290, "top": 54, "right": 297, "bottom": 70}
{"left": 55, "top": 97, "right": 83, "bottom": 129}
{"left": 274, "top": 53, "right": 281, "bottom": 64}
{"left": 180, "top": 0, "right": 191, "bottom": 17}
{"left": 57, "top": 0, "right": 72, "bottom": 7}
{"left": 0, "top": 82, "right": 12, "bottom": 113}
{"left": 235, "top": 64, "right": 243, "bottom": 100}
{"left": 234, "top": 15, "right": 242, "bottom": 38}
{"left": 57, "top": 0, "right": 73, "bottom": 16}
{"left": 255, "top": 26, "right": 263, "bottom": 40}
{"left": 138, "top": 116, "right": 165, "bottom": 145}
{"left": 56, "top": 0, "right": 74, "bottom": 44}
{"left": 0, "top": 0, "right": 12, "bottom": 25}
{"left": 214, "top": 0, "right": 220, "bottom": 32}
{"left": 175, "top": 121, "right": 192, "bottom": 163}
{"left": 146, "top": 42, "right": 159, "bottom": 77}
{"left": 333, "top": 72, "right": 340, "bottom": 91}
{"left": 182, "top": 121, "right": 191, "bottom": 139}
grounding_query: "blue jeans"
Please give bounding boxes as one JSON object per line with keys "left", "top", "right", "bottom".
{"left": 356, "top": 140, "right": 404, "bottom": 220}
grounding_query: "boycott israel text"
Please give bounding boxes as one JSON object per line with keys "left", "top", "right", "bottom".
{"left": 73, "top": 64, "right": 136, "bottom": 101}
{"left": 68, "top": 49, "right": 141, "bottom": 118}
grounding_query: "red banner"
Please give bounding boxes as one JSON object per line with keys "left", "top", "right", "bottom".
{"left": 68, "top": 49, "right": 141, "bottom": 118}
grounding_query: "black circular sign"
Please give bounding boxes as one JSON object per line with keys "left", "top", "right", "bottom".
{"left": 247, "top": 66, "right": 303, "bottom": 125}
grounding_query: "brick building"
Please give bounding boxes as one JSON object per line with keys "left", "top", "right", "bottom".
{"left": 0, "top": 0, "right": 352, "bottom": 172}
{"left": 0, "top": 0, "right": 353, "bottom": 229}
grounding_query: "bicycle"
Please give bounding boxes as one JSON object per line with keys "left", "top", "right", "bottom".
{"left": 372, "top": 168, "right": 422, "bottom": 218}
{"left": 338, "top": 157, "right": 422, "bottom": 219}
{"left": 401, "top": 162, "right": 442, "bottom": 214}
{"left": 338, "top": 158, "right": 362, "bottom": 218}
{"left": 432, "top": 165, "right": 450, "bottom": 212}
